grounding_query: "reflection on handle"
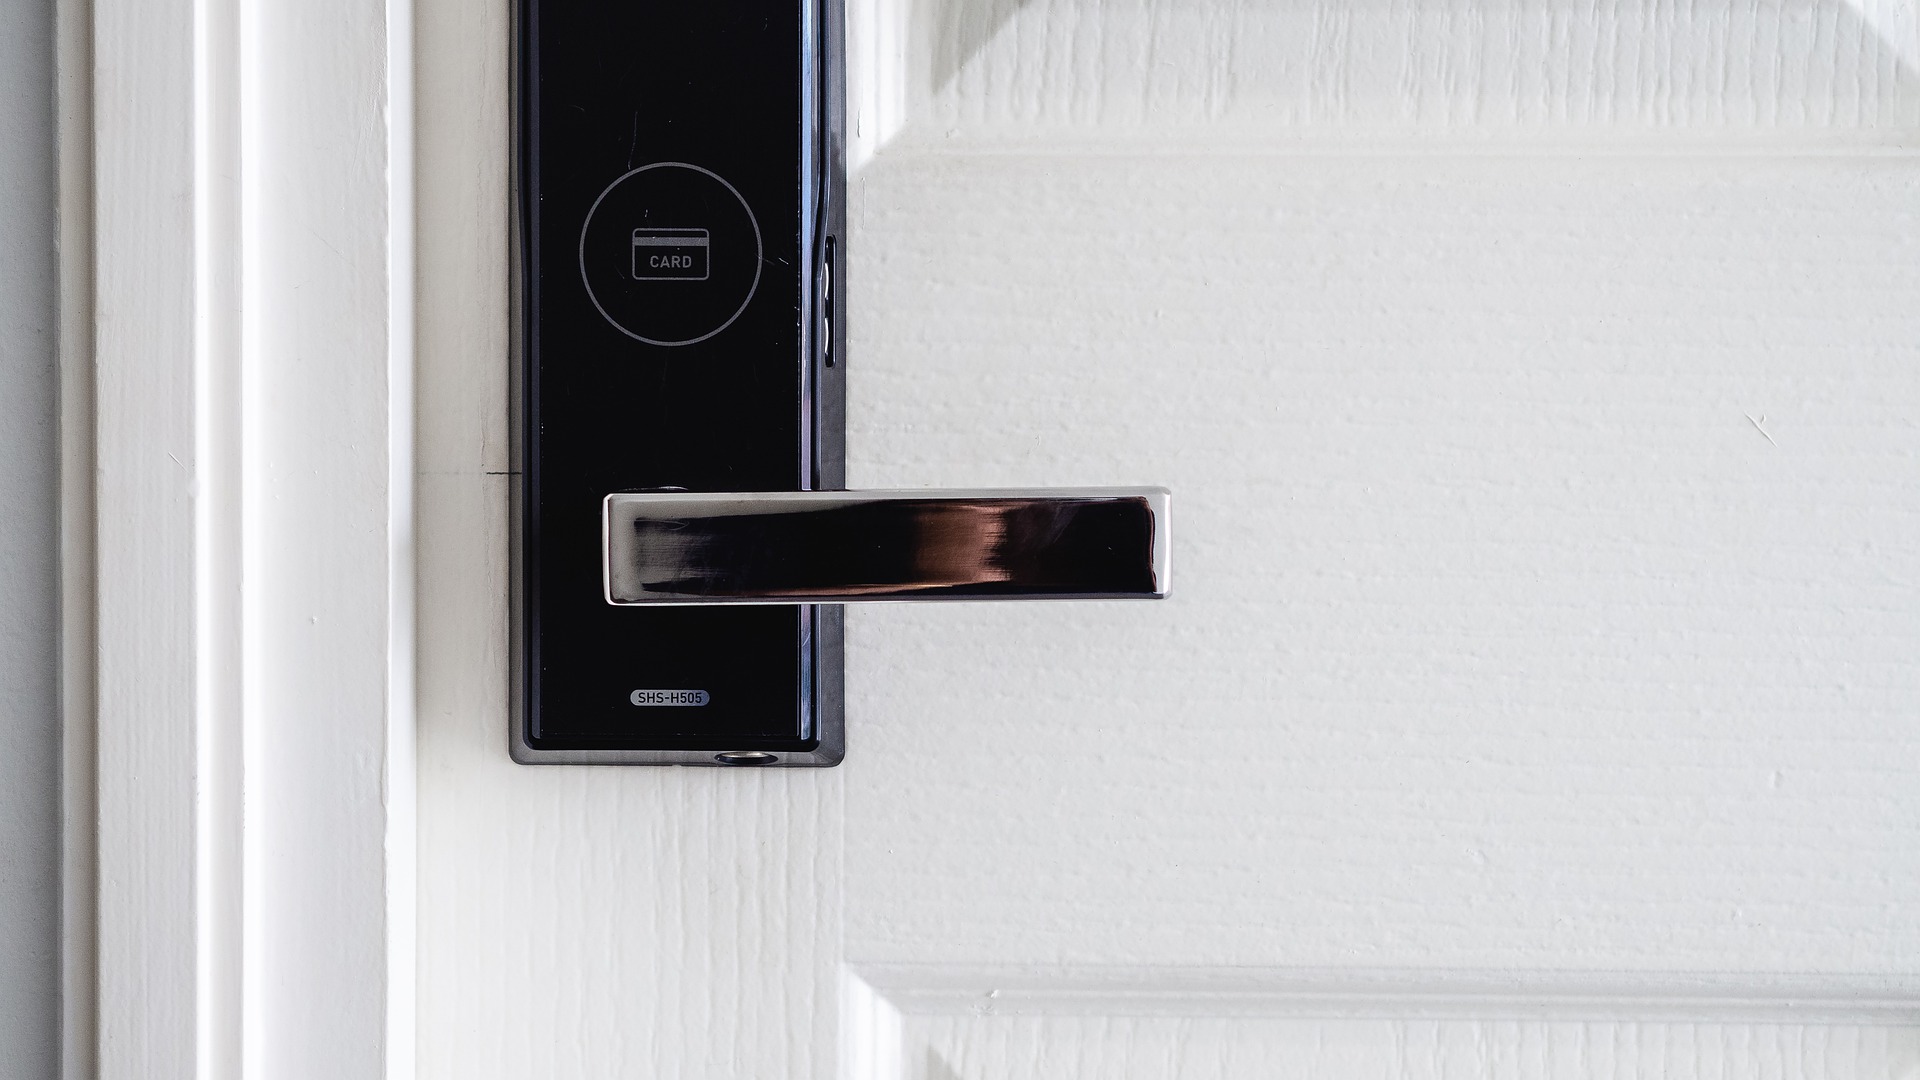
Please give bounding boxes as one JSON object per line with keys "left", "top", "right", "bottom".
{"left": 604, "top": 489, "right": 1170, "bottom": 605}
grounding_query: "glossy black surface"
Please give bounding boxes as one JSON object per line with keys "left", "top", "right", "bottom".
{"left": 517, "top": 0, "right": 836, "bottom": 754}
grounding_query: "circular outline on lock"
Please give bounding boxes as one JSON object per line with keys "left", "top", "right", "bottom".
{"left": 578, "top": 161, "right": 763, "bottom": 347}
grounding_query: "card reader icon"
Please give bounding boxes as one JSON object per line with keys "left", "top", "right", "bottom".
{"left": 631, "top": 227, "right": 710, "bottom": 281}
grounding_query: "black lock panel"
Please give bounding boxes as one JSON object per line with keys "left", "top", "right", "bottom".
{"left": 515, "top": 0, "right": 842, "bottom": 761}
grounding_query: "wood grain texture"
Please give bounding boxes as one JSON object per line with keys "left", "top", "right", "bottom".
{"left": 89, "top": 0, "right": 412, "bottom": 1072}
{"left": 893, "top": 1015, "right": 1920, "bottom": 1080}
{"left": 241, "top": 0, "right": 414, "bottom": 1073}
{"left": 416, "top": 1, "right": 1920, "bottom": 1077}
{"left": 92, "top": 0, "right": 211, "bottom": 1070}
{"left": 855, "top": 967, "right": 1920, "bottom": 1020}
{"left": 413, "top": 480, "right": 845, "bottom": 1078}
{"left": 848, "top": 969, "right": 1920, "bottom": 1078}
{"left": 855, "top": 0, "right": 1920, "bottom": 154}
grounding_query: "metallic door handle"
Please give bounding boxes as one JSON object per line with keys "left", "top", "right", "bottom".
{"left": 604, "top": 488, "right": 1170, "bottom": 605}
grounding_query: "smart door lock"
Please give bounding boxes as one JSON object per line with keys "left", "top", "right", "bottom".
{"left": 512, "top": 0, "right": 1169, "bottom": 767}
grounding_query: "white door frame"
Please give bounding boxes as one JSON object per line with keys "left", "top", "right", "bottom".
{"left": 63, "top": 0, "right": 417, "bottom": 1073}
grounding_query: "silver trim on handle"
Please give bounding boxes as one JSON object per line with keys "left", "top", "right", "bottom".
{"left": 605, "top": 488, "right": 1171, "bottom": 605}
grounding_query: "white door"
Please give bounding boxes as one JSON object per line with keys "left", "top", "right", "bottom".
{"left": 419, "top": 1, "right": 1915, "bottom": 1078}
{"left": 405, "top": 2, "right": 1920, "bottom": 1075}
{"left": 68, "top": 0, "right": 1920, "bottom": 1076}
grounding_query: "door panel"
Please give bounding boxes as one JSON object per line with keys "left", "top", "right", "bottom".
{"left": 847, "top": 153, "right": 1920, "bottom": 972}
{"left": 418, "top": 0, "right": 1920, "bottom": 1076}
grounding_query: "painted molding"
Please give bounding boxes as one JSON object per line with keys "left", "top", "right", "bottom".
{"left": 83, "top": 0, "right": 415, "bottom": 1074}
{"left": 845, "top": 966, "right": 1920, "bottom": 1080}
{"left": 848, "top": 0, "right": 1920, "bottom": 156}
{"left": 849, "top": 966, "right": 1920, "bottom": 1024}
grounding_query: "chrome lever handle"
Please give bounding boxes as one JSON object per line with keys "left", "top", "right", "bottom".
{"left": 604, "top": 488, "right": 1170, "bottom": 605}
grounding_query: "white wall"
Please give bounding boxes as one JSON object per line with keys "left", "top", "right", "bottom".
{"left": 0, "top": 0, "right": 61, "bottom": 1075}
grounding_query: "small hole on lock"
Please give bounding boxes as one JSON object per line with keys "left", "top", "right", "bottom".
{"left": 715, "top": 751, "right": 779, "bottom": 766}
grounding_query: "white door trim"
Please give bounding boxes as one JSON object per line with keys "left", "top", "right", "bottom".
{"left": 71, "top": 0, "right": 415, "bottom": 1074}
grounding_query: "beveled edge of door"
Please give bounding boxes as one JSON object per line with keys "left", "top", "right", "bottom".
{"left": 845, "top": 963, "right": 1920, "bottom": 1024}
